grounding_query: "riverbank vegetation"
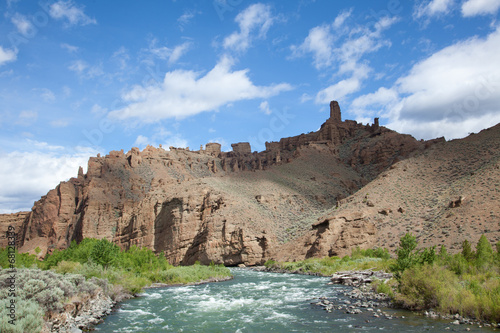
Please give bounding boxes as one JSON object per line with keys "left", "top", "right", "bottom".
{"left": 264, "top": 247, "right": 391, "bottom": 276}
{"left": 0, "top": 238, "right": 231, "bottom": 333}
{"left": 265, "top": 234, "right": 500, "bottom": 324}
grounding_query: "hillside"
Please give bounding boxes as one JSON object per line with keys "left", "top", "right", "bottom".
{"left": 277, "top": 123, "right": 500, "bottom": 261}
{"left": 2, "top": 101, "right": 497, "bottom": 266}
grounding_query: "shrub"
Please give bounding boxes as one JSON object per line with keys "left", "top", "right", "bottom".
{"left": 264, "top": 260, "right": 277, "bottom": 268}
{"left": 395, "top": 263, "right": 460, "bottom": 310}
{"left": 52, "top": 260, "right": 82, "bottom": 274}
{"left": 0, "top": 298, "right": 44, "bottom": 333}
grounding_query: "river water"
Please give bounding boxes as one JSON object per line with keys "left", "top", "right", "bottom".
{"left": 96, "top": 268, "right": 495, "bottom": 332}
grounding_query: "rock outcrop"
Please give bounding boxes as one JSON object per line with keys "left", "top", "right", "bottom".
{"left": 1, "top": 101, "right": 459, "bottom": 265}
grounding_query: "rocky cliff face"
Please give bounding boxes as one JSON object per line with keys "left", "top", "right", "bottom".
{"left": 1, "top": 101, "right": 451, "bottom": 265}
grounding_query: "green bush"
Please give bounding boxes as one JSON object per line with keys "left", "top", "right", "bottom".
{"left": 396, "top": 264, "right": 459, "bottom": 310}
{"left": 89, "top": 239, "right": 120, "bottom": 268}
{"left": 394, "top": 235, "right": 500, "bottom": 322}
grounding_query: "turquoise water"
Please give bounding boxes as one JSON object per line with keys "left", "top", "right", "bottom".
{"left": 96, "top": 268, "right": 495, "bottom": 332}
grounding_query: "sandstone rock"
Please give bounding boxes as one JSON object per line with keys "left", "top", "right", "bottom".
{"left": 1, "top": 100, "right": 452, "bottom": 266}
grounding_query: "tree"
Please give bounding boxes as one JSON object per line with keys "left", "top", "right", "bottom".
{"left": 89, "top": 239, "right": 120, "bottom": 268}
{"left": 475, "top": 235, "right": 493, "bottom": 269}
{"left": 461, "top": 239, "right": 474, "bottom": 262}
{"left": 391, "top": 233, "right": 418, "bottom": 280}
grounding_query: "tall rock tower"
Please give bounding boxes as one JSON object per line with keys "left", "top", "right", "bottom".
{"left": 330, "top": 101, "right": 341, "bottom": 123}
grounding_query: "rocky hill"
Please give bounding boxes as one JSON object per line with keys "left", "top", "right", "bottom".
{"left": 277, "top": 123, "right": 500, "bottom": 261}
{"left": 2, "top": 101, "right": 497, "bottom": 266}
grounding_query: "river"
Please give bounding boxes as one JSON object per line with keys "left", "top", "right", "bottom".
{"left": 95, "top": 268, "right": 495, "bottom": 332}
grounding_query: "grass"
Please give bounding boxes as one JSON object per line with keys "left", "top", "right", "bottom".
{"left": 265, "top": 246, "right": 393, "bottom": 276}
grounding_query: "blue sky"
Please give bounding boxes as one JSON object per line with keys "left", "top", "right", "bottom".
{"left": 1, "top": 0, "right": 499, "bottom": 213}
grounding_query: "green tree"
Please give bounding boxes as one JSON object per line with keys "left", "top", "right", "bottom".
{"left": 461, "top": 239, "right": 474, "bottom": 262}
{"left": 475, "top": 235, "right": 493, "bottom": 269}
{"left": 391, "top": 233, "right": 418, "bottom": 280}
{"left": 90, "top": 239, "right": 120, "bottom": 268}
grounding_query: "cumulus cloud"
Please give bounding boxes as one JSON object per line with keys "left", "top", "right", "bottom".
{"left": 462, "top": 0, "right": 500, "bottom": 16}
{"left": 294, "top": 13, "right": 397, "bottom": 104}
{"left": 0, "top": 46, "right": 17, "bottom": 66}
{"left": 109, "top": 56, "right": 293, "bottom": 123}
{"left": 352, "top": 26, "right": 500, "bottom": 140}
{"left": 0, "top": 143, "right": 98, "bottom": 213}
{"left": 290, "top": 24, "right": 335, "bottom": 69}
{"left": 223, "top": 3, "right": 275, "bottom": 52}
{"left": 49, "top": 0, "right": 96, "bottom": 26}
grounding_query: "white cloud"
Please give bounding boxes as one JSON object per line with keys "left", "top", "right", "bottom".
{"left": 0, "top": 144, "right": 97, "bottom": 213}
{"left": 462, "top": 0, "right": 500, "bottom": 16}
{"left": 146, "top": 39, "right": 192, "bottom": 65}
{"left": 177, "top": 10, "right": 199, "bottom": 30}
{"left": 11, "top": 13, "right": 34, "bottom": 36}
{"left": 316, "top": 77, "right": 364, "bottom": 104}
{"left": 291, "top": 24, "right": 334, "bottom": 69}
{"left": 352, "top": 26, "right": 500, "bottom": 140}
{"left": 68, "top": 60, "right": 103, "bottom": 78}
{"left": 112, "top": 46, "right": 130, "bottom": 69}
{"left": 414, "top": 0, "right": 455, "bottom": 19}
{"left": 109, "top": 56, "right": 293, "bottom": 123}
{"left": 333, "top": 8, "right": 352, "bottom": 29}
{"left": 386, "top": 112, "right": 500, "bottom": 141}
{"left": 223, "top": 3, "right": 275, "bottom": 52}
{"left": 259, "top": 101, "right": 272, "bottom": 115}
{"left": 50, "top": 119, "right": 69, "bottom": 128}
{"left": 16, "top": 110, "right": 38, "bottom": 126}
{"left": 91, "top": 104, "right": 107, "bottom": 116}
{"left": 38, "top": 88, "right": 56, "bottom": 102}
{"left": 134, "top": 129, "right": 188, "bottom": 149}
{"left": 61, "top": 43, "right": 79, "bottom": 53}
{"left": 0, "top": 46, "right": 17, "bottom": 66}
{"left": 68, "top": 60, "right": 87, "bottom": 73}
{"left": 49, "top": 0, "right": 97, "bottom": 26}
{"left": 291, "top": 13, "right": 397, "bottom": 104}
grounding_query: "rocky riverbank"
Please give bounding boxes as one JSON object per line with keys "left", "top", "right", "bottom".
{"left": 44, "top": 290, "right": 120, "bottom": 333}
{"left": 254, "top": 267, "right": 500, "bottom": 330}
{"left": 321, "top": 270, "right": 500, "bottom": 330}
{"left": 43, "top": 275, "right": 234, "bottom": 333}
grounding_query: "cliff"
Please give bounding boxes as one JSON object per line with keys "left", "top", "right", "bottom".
{"left": 1, "top": 101, "right": 466, "bottom": 266}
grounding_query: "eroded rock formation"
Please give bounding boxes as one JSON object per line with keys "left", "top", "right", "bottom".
{"left": 1, "top": 101, "right": 455, "bottom": 265}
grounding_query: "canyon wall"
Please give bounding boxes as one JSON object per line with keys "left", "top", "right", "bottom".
{"left": 1, "top": 101, "right": 450, "bottom": 265}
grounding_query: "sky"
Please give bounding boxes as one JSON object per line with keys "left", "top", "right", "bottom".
{"left": 1, "top": 0, "right": 499, "bottom": 213}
